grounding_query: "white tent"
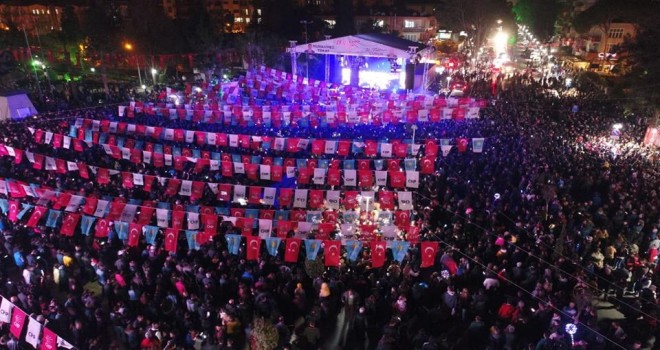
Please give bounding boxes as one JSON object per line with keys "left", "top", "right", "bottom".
{"left": 0, "top": 92, "right": 38, "bottom": 121}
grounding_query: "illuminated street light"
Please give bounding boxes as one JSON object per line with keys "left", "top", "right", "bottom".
{"left": 612, "top": 123, "right": 623, "bottom": 130}
{"left": 90, "top": 67, "right": 95, "bottom": 72}
{"left": 150, "top": 68, "right": 157, "bottom": 85}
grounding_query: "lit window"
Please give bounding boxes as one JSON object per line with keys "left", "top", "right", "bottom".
{"left": 375, "top": 20, "right": 384, "bottom": 27}
{"left": 244, "top": 9, "right": 248, "bottom": 15}
{"left": 404, "top": 20, "right": 415, "bottom": 28}
{"left": 47, "top": 10, "right": 50, "bottom": 14}
{"left": 236, "top": 17, "right": 244, "bottom": 23}
{"left": 608, "top": 28, "right": 624, "bottom": 39}
{"left": 246, "top": 18, "right": 250, "bottom": 23}
{"left": 55, "top": 9, "right": 58, "bottom": 14}
{"left": 257, "top": 9, "right": 261, "bottom": 16}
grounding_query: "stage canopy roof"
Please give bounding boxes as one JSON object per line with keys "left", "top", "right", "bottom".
{"left": 288, "top": 33, "right": 434, "bottom": 60}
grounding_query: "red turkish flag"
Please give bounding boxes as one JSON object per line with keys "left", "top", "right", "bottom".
{"left": 312, "top": 139, "right": 325, "bottom": 155}
{"left": 246, "top": 236, "right": 261, "bottom": 261}
{"left": 271, "top": 165, "right": 283, "bottom": 182}
{"left": 138, "top": 207, "right": 155, "bottom": 225}
{"left": 324, "top": 240, "right": 341, "bottom": 267}
{"left": 365, "top": 141, "right": 378, "bottom": 156}
{"left": 317, "top": 223, "right": 334, "bottom": 240}
{"left": 8, "top": 200, "right": 19, "bottom": 222}
{"left": 378, "top": 191, "right": 395, "bottom": 210}
{"left": 77, "top": 162, "right": 89, "bottom": 179}
{"left": 337, "top": 141, "right": 351, "bottom": 156}
{"left": 323, "top": 210, "right": 338, "bottom": 224}
{"left": 231, "top": 208, "right": 245, "bottom": 218}
{"left": 357, "top": 159, "right": 370, "bottom": 170}
{"left": 327, "top": 168, "right": 341, "bottom": 186}
{"left": 193, "top": 159, "right": 209, "bottom": 174}
{"left": 394, "top": 210, "right": 411, "bottom": 228}
{"left": 7, "top": 181, "right": 25, "bottom": 198}
{"left": 425, "top": 140, "right": 439, "bottom": 157}
{"left": 34, "top": 129, "right": 44, "bottom": 143}
{"left": 387, "top": 159, "right": 400, "bottom": 172}
{"left": 221, "top": 161, "right": 233, "bottom": 177}
{"left": 191, "top": 181, "right": 205, "bottom": 201}
{"left": 9, "top": 306, "right": 26, "bottom": 338}
{"left": 420, "top": 156, "right": 435, "bottom": 174}
{"left": 82, "top": 196, "right": 97, "bottom": 215}
{"left": 128, "top": 223, "right": 143, "bottom": 247}
{"left": 60, "top": 213, "right": 80, "bottom": 236}
{"left": 297, "top": 167, "right": 311, "bottom": 184}
{"left": 96, "top": 167, "right": 110, "bottom": 184}
{"left": 164, "top": 228, "right": 179, "bottom": 252}
{"left": 290, "top": 209, "right": 307, "bottom": 222}
{"left": 32, "top": 153, "right": 44, "bottom": 170}
{"left": 284, "top": 238, "right": 301, "bottom": 262}
{"left": 201, "top": 214, "right": 218, "bottom": 235}
{"left": 246, "top": 163, "right": 259, "bottom": 180}
{"left": 456, "top": 138, "right": 469, "bottom": 153}
{"left": 95, "top": 218, "right": 110, "bottom": 238}
{"left": 279, "top": 188, "right": 293, "bottom": 208}
{"left": 53, "top": 192, "right": 72, "bottom": 210}
{"left": 277, "top": 220, "right": 294, "bottom": 238}
{"left": 420, "top": 241, "right": 439, "bottom": 268}
{"left": 358, "top": 170, "right": 373, "bottom": 187}
{"left": 343, "top": 191, "right": 359, "bottom": 209}
{"left": 330, "top": 159, "right": 341, "bottom": 169}
{"left": 165, "top": 179, "right": 181, "bottom": 196}
{"left": 55, "top": 158, "right": 67, "bottom": 174}
{"left": 406, "top": 226, "right": 420, "bottom": 244}
{"left": 144, "top": 175, "right": 155, "bottom": 192}
{"left": 122, "top": 172, "right": 134, "bottom": 189}
{"left": 309, "top": 190, "right": 324, "bottom": 209}
{"left": 27, "top": 206, "right": 47, "bottom": 227}
{"left": 153, "top": 153, "right": 164, "bottom": 167}
{"left": 218, "top": 184, "right": 232, "bottom": 202}
{"left": 389, "top": 171, "right": 405, "bottom": 188}
{"left": 173, "top": 156, "right": 186, "bottom": 171}
{"left": 259, "top": 210, "right": 274, "bottom": 220}
{"left": 40, "top": 327, "right": 58, "bottom": 350}
{"left": 371, "top": 241, "right": 387, "bottom": 268}
{"left": 241, "top": 218, "right": 254, "bottom": 236}
{"left": 248, "top": 186, "right": 262, "bottom": 205}
{"left": 394, "top": 143, "right": 408, "bottom": 158}
{"left": 130, "top": 149, "right": 141, "bottom": 164}
{"left": 172, "top": 210, "right": 185, "bottom": 230}
{"left": 106, "top": 201, "right": 126, "bottom": 221}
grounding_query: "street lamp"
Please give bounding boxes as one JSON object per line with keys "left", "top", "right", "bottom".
{"left": 123, "top": 42, "right": 143, "bottom": 87}
{"left": 151, "top": 68, "right": 158, "bottom": 85}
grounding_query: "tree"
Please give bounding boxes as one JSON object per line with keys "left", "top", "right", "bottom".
{"left": 573, "top": 0, "right": 639, "bottom": 54}
{"left": 181, "top": 0, "right": 218, "bottom": 52}
{"left": 251, "top": 0, "right": 302, "bottom": 40}
{"left": 358, "top": 18, "right": 388, "bottom": 34}
{"left": 124, "top": 0, "right": 185, "bottom": 54}
{"left": 512, "top": 0, "right": 562, "bottom": 40}
{"left": 334, "top": 0, "right": 356, "bottom": 37}
{"left": 58, "top": 5, "right": 80, "bottom": 67}
{"left": 436, "top": 0, "right": 513, "bottom": 56}
{"left": 82, "top": 0, "right": 121, "bottom": 53}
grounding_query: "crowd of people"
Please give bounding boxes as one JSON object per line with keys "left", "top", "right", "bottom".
{"left": 0, "top": 70, "right": 657, "bottom": 350}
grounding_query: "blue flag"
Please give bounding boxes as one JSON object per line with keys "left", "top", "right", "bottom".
{"left": 172, "top": 146, "right": 181, "bottom": 156}
{"left": 157, "top": 202, "right": 171, "bottom": 210}
{"left": 305, "top": 239, "right": 322, "bottom": 260}
{"left": 351, "top": 141, "right": 364, "bottom": 154}
{"left": 226, "top": 234, "right": 241, "bottom": 255}
{"left": 273, "top": 157, "right": 283, "bottom": 166}
{"left": 154, "top": 144, "right": 164, "bottom": 154}
{"left": 186, "top": 205, "right": 200, "bottom": 213}
{"left": 296, "top": 159, "right": 307, "bottom": 169}
{"left": 216, "top": 207, "right": 230, "bottom": 216}
{"left": 275, "top": 210, "right": 290, "bottom": 221}
{"left": 389, "top": 241, "right": 410, "bottom": 263}
{"left": 342, "top": 211, "right": 358, "bottom": 223}
{"left": 0, "top": 199, "right": 8, "bottom": 214}
{"left": 211, "top": 152, "right": 221, "bottom": 161}
{"left": 114, "top": 221, "right": 129, "bottom": 240}
{"left": 265, "top": 237, "right": 281, "bottom": 256}
{"left": 98, "top": 133, "right": 107, "bottom": 145}
{"left": 135, "top": 140, "right": 144, "bottom": 150}
{"left": 143, "top": 226, "right": 159, "bottom": 245}
{"left": 84, "top": 129, "right": 93, "bottom": 142}
{"left": 251, "top": 155, "right": 262, "bottom": 164}
{"left": 80, "top": 215, "right": 96, "bottom": 236}
{"left": 116, "top": 136, "right": 125, "bottom": 148}
{"left": 128, "top": 198, "right": 142, "bottom": 205}
{"left": 404, "top": 158, "right": 417, "bottom": 171}
{"left": 192, "top": 149, "right": 201, "bottom": 159}
{"left": 231, "top": 154, "right": 241, "bottom": 163}
{"left": 45, "top": 210, "right": 62, "bottom": 228}
{"left": 18, "top": 204, "right": 33, "bottom": 220}
{"left": 245, "top": 209, "right": 259, "bottom": 219}
{"left": 318, "top": 159, "right": 329, "bottom": 169}
{"left": 186, "top": 231, "right": 200, "bottom": 250}
{"left": 374, "top": 159, "right": 384, "bottom": 171}
{"left": 69, "top": 125, "right": 78, "bottom": 137}
{"left": 343, "top": 159, "right": 355, "bottom": 170}
{"left": 306, "top": 211, "right": 322, "bottom": 223}
{"left": 345, "top": 240, "right": 363, "bottom": 261}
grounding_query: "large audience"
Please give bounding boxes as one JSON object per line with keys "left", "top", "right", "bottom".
{"left": 0, "top": 71, "right": 657, "bottom": 350}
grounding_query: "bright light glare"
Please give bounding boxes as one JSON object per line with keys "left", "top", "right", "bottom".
{"left": 612, "top": 123, "right": 623, "bottom": 130}
{"left": 493, "top": 31, "right": 509, "bottom": 55}
{"left": 341, "top": 68, "right": 399, "bottom": 90}
{"left": 194, "top": 87, "right": 202, "bottom": 93}
{"left": 151, "top": 68, "right": 157, "bottom": 75}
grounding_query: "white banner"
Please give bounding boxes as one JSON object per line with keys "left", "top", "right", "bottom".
{"left": 344, "top": 169, "right": 357, "bottom": 187}
{"left": 274, "top": 137, "right": 285, "bottom": 151}
{"left": 286, "top": 166, "right": 296, "bottom": 178}
{"left": 233, "top": 185, "right": 246, "bottom": 203}
{"left": 340, "top": 224, "right": 355, "bottom": 239}
{"left": 44, "top": 131, "right": 53, "bottom": 145}
{"left": 262, "top": 187, "right": 276, "bottom": 206}
{"left": 118, "top": 105, "right": 126, "bottom": 117}
{"left": 380, "top": 143, "right": 392, "bottom": 157}
{"left": 229, "top": 134, "right": 238, "bottom": 147}
{"left": 313, "top": 168, "right": 326, "bottom": 185}
{"left": 0, "top": 297, "right": 12, "bottom": 323}
{"left": 294, "top": 189, "right": 308, "bottom": 208}
{"left": 398, "top": 191, "right": 413, "bottom": 210}
{"left": 375, "top": 171, "right": 388, "bottom": 187}
{"left": 259, "top": 165, "right": 271, "bottom": 180}
{"left": 441, "top": 145, "right": 452, "bottom": 157}
{"left": 297, "top": 139, "right": 309, "bottom": 149}
{"left": 185, "top": 130, "right": 195, "bottom": 143}
{"left": 94, "top": 200, "right": 109, "bottom": 217}
{"left": 207, "top": 132, "right": 216, "bottom": 145}
{"left": 65, "top": 195, "right": 84, "bottom": 212}
{"left": 25, "top": 317, "right": 42, "bottom": 349}
{"left": 233, "top": 162, "right": 245, "bottom": 174}
{"left": 472, "top": 138, "right": 485, "bottom": 153}
{"left": 91, "top": 120, "right": 100, "bottom": 132}
{"left": 0, "top": 180, "right": 6, "bottom": 195}
{"left": 120, "top": 204, "right": 138, "bottom": 223}
{"left": 133, "top": 173, "right": 144, "bottom": 186}
{"left": 442, "top": 108, "right": 453, "bottom": 119}
{"left": 142, "top": 151, "right": 152, "bottom": 164}
{"left": 326, "top": 190, "right": 340, "bottom": 209}
{"left": 381, "top": 225, "right": 398, "bottom": 240}
{"left": 210, "top": 160, "right": 220, "bottom": 171}
{"left": 467, "top": 107, "right": 480, "bottom": 119}
{"left": 324, "top": 140, "right": 336, "bottom": 154}
{"left": 164, "top": 154, "right": 173, "bottom": 166}
{"left": 63, "top": 136, "right": 71, "bottom": 149}
{"left": 359, "top": 191, "right": 375, "bottom": 211}
{"left": 406, "top": 171, "right": 419, "bottom": 188}
{"left": 156, "top": 209, "right": 169, "bottom": 228}
{"left": 45, "top": 157, "right": 57, "bottom": 170}
{"left": 67, "top": 161, "right": 78, "bottom": 172}
{"left": 207, "top": 183, "right": 218, "bottom": 195}
{"left": 121, "top": 147, "right": 131, "bottom": 160}
{"left": 164, "top": 128, "right": 174, "bottom": 141}
{"left": 258, "top": 219, "right": 272, "bottom": 239}
{"left": 187, "top": 212, "right": 200, "bottom": 230}
{"left": 179, "top": 180, "right": 192, "bottom": 196}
